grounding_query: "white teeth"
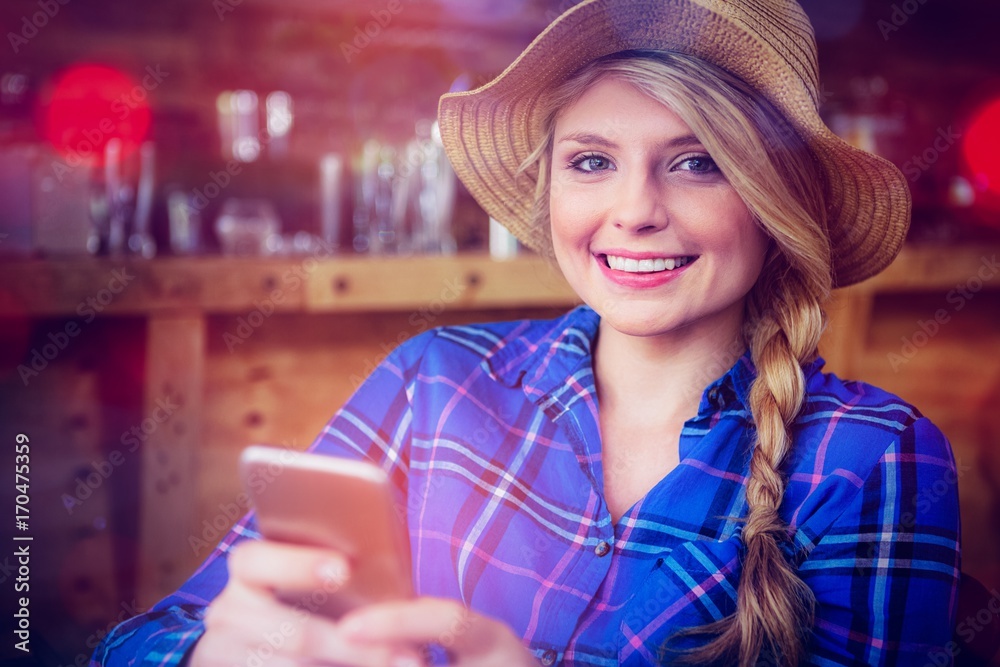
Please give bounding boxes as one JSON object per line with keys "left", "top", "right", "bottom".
{"left": 605, "top": 254, "right": 694, "bottom": 273}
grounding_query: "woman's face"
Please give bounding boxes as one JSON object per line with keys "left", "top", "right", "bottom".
{"left": 549, "top": 75, "right": 771, "bottom": 341}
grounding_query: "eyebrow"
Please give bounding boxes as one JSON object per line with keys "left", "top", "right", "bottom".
{"left": 554, "top": 132, "right": 705, "bottom": 151}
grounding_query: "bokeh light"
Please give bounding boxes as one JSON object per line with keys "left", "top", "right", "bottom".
{"left": 41, "top": 63, "right": 152, "bottom": 164}
{"left": 963, "top": 98, "right": 1000, "bottom": 195}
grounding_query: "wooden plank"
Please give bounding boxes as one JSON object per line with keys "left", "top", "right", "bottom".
{"left": 0, "top": 258, "right": 305, "bottom": 317}
{"left": 305, "top": 253, "right": 578, "bottom": 312}
{"left": 820, "top": 286, "right": 875, "bottom": 379}
{"left": 0, "top": 245, "right": 995, "bottom": 318}
{"left": 866, "top": 244, "right": 1000, "bottom": 293}
{"left": 137, "top": 314, "right": 206, "bottom": 608}
{"left": 0, "top": 255, "right": 578, "bottom": 316}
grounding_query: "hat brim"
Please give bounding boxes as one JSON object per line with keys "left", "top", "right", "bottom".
{"left": 438, "top": 0, "right": 911, "bottom": 288}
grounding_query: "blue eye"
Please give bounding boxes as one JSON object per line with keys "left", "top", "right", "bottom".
{"left": 569, "top": 153, "right": 613, "bottom": 172}
{"left": 676, "top": 156, "right": 720, "bottom": 173}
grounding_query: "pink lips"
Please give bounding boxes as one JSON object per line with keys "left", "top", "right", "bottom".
{"left": 595, "top": 252, "right": 698, "bottom": 289}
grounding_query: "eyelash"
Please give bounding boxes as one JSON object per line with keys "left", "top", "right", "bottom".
{"left": 566, "top": 153, "right": 721, "bottom": 175}
{"left": 566, "top": 153, "right": 612, "bottom": 172}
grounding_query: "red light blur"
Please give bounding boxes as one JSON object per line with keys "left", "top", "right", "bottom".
{"left": 41, "top": 64, "right": 151, "bottom": 164}
{"left": 963, "top": 98, "right": 1000, "bottom": 195}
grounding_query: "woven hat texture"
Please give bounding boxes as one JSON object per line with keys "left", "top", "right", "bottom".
{"left": 437, "top": 0, "right": 911, "bottom": 287}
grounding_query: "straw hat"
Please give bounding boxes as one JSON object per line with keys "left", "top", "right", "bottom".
{"left": 437, "top": 0, "right": 911, "bottom": 288}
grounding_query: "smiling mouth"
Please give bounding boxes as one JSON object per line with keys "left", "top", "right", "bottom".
{"left": 599, "top": 254, "right": 699, "bottom": 273}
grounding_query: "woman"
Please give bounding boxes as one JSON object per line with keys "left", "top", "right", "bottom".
{"left": 95, "top": 1, "right": 960, "bottom": 665}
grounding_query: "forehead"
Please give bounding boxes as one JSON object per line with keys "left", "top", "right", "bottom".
{"left": 552, "top": 75, "right": 695, "bottom": 143}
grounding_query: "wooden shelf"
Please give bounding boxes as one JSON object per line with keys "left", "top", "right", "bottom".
{"left": 1, "top": 244, "right": 996, "bottom": 319}
{"left": 0, "top": 253, "right": 579, "bottom": 317}
{"left": 858, "top": 243, "right": 999, "bottom": 294}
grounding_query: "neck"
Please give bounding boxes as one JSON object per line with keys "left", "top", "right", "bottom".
{"left": 593, "top": 306, "right": 748, "bottom": 422}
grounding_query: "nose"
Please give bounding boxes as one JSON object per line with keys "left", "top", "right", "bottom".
{"left": 611, "top": 169, "right": 667, "bottom": 234}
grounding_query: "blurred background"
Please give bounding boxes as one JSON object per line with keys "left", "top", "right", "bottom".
{"left": 0, "top": 0, "right": 998, "bottom": 664}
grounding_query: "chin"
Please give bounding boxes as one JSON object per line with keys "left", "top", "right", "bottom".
{"left": 593, "top": 305, "right": 684, "bottom": 338}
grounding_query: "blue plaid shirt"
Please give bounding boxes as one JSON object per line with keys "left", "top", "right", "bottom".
{"left": 93, "top": 305, "right": 961, "bottom": 666}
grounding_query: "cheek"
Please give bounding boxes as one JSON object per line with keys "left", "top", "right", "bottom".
{"left": 549, "top": 182, "right": 597, "bottom": 250}
{"left": 741, "top": 221, "right": 771, "bottom": 269}
{"left": 691, "top": 199, "right": 769, "bottom": 280}
{"left": 725, "top": 219, "right": 770, "bottom": 286}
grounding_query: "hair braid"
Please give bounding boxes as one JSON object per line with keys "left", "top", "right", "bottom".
{"left": 739, "top": 259, "right": 826, "bottom": 665}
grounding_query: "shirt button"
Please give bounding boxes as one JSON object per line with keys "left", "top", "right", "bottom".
{"left": 707, "top": 387, "right": 721, "bottom": 405}
{"left": 540, "top": 649, "right": 557, "bottom": 665}
{"left": 594, "top": 540, "right": 611, "bottom": 557}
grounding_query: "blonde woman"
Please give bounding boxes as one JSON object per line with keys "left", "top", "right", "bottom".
{"left": 96, "top": 1, "right": 960, "bottom": 666}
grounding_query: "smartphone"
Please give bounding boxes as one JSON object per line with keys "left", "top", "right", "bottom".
{"left": 239, "top": 445, "right": 413, "bottom": 618}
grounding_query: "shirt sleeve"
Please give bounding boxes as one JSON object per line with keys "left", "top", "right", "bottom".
{"left": 801, "top": 416, "right": 962, "bottom": 666}
{"left": 90, "top": 330, "right": 436, "bottom": 666}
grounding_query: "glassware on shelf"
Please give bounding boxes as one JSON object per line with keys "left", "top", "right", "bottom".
{"left": 217, "top": 90, "right": 262, "bottom": 163}
{"left": 127, "top": 142, "right": 157, "bottom": 258}
{"left": 400, "top": 119, "right": 457, "bottom": 255}
{"left": 261, "top": 231, "right": 332, "bottom": 257}
{"left": 102, "top": 138, "right": 130, "bottom": 256}
{"left": 214, "top": 198, "right": 281, "bottom": 256}
{"left": 352, "top": 139, "right": 401, "bottom": 254}
{"left": 350, "top": 121, "right": 458, "bottom": 256}
{"left": 372, "top": 143, "right": 400, "bottom": 253}
{"left": 489, "top": 218, "right": 519, "bottom": 259}
{"left": 352, "top": 139, "right": 378, "bottom": 253}
{"left": 0, "top": 144, "right": 101, "bottom": 256}
{"left": 319, "top": 153, "right": 344, "bottom": 251}
{"left": 166, "top": 189, "right": 203, "bottom": 255}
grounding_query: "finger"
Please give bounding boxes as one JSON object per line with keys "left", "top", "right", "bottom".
{"left": 338, "top": 598, "right": 481, "bottom": 649}
{"left": 191, "top": 631, "right": 301, "bottom": 667}
{"left": 204, "top": 585, "right": 405, "bottom": 667}
{"left": 229, "top": 539, "right": 350, "bottom": 595}
{"left": 294, "top": 612, "right": 415, "bottom": 666}
{"left": 199, "top": 584, "right": 312, "bottom": 667}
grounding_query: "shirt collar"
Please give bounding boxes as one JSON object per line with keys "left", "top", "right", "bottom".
{"left": 484, "top": 305, "right": 826, "bottom": 415}
{"left": 485, "top": 305, "right": 600, "bottom": 401}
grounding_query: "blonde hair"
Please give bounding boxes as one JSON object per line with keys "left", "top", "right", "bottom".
{"left": 520, "top": 51, "right": 833, "bottom": 666}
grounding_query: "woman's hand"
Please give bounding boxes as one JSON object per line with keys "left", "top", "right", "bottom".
{"left": 338, "top": 597, "right": 540, "bottom": 667}
{"left": 189, "top": 539, "right": 538, "bottom": 667}
{"left": 190, "top": 540, "right": 405, "bottom": 666}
